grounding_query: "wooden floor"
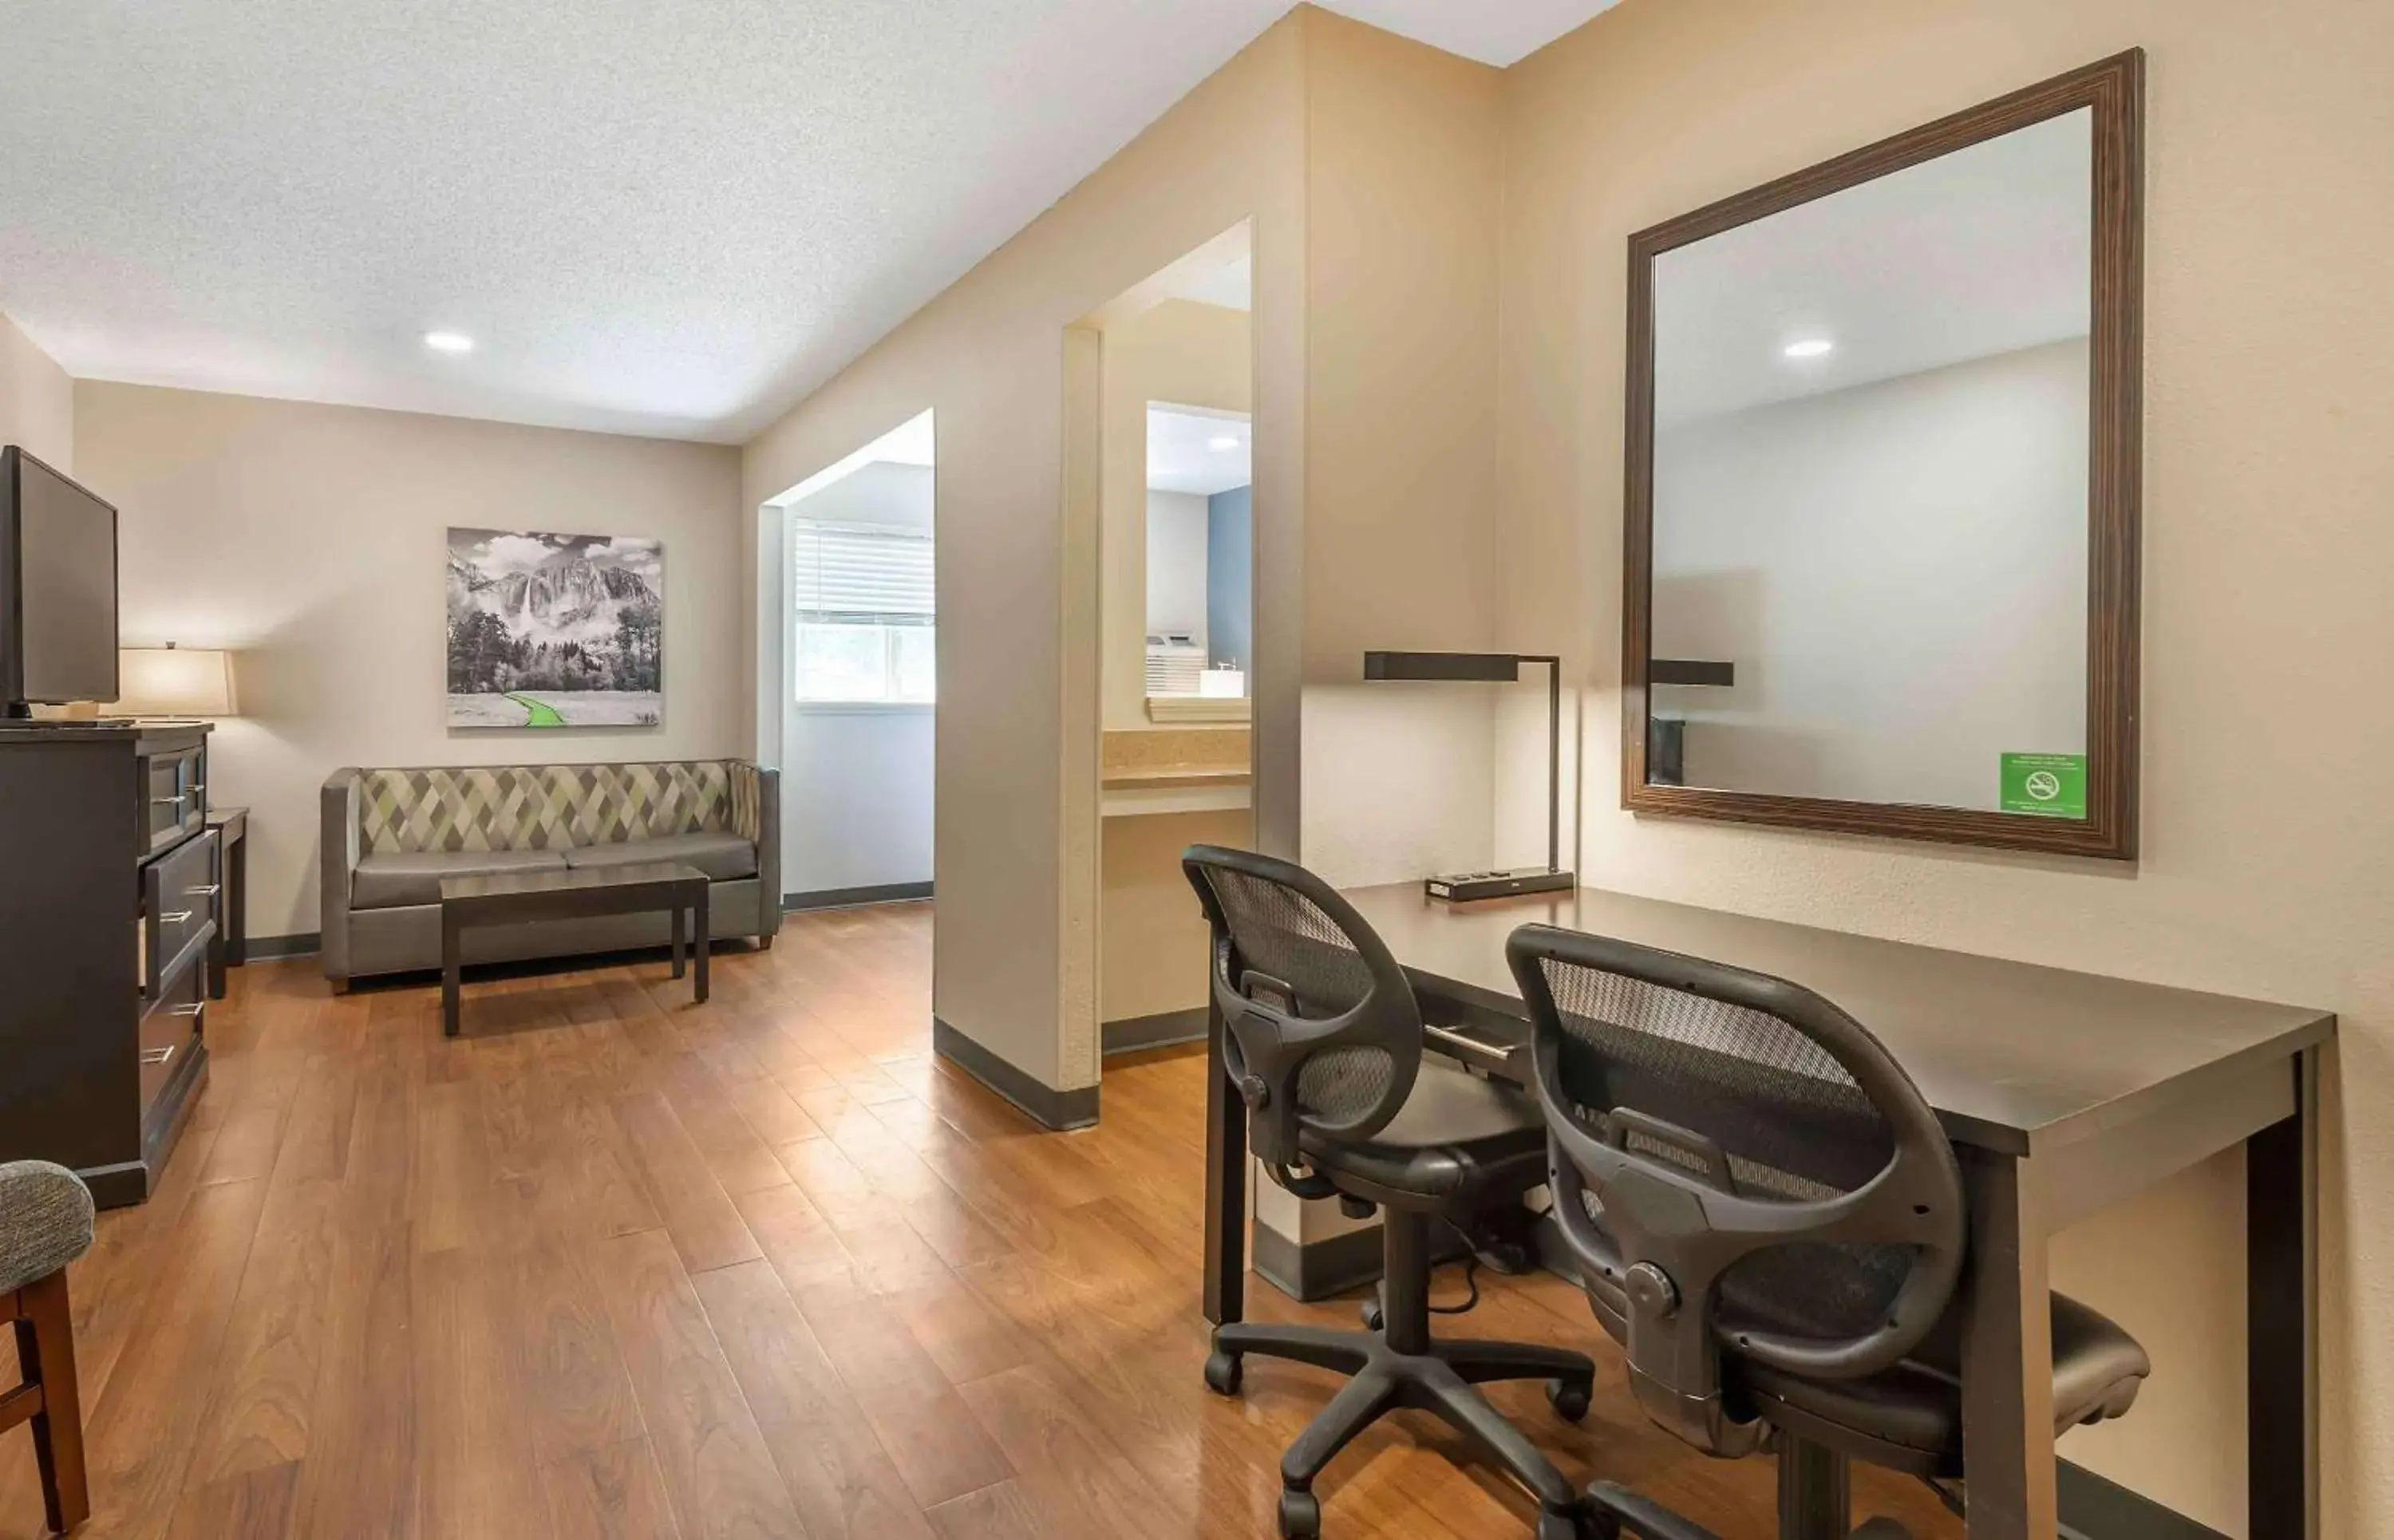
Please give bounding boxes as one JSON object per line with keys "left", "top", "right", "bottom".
{"left": 0, "top": 903, "right": 1962, "bottom": 1540}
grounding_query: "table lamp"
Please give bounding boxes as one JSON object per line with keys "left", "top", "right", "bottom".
{"left": 111, "top": 645, "right": 238, "bottom": 720}
{"left": 1361, "top": 650, "right": 1574, "bottom": 902}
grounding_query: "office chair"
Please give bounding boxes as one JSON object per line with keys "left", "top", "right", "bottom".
{"left": 1183, "top": 847, "right": 1596, "bottom": 1540}
{"left": 1504, "top": 924, "right": 2151, "bottom": 1540}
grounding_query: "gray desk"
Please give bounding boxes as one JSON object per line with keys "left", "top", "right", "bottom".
{"left": 1199, "top": 882, "right": 2332, "bottom": 1540}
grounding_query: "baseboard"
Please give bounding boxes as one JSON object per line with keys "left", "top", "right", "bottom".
{"left": 247, "top": 931, "right": 322, "bottom": 961}
{"left": 784, "top": 882, "right": 932, "bottom": 911}
{"left": 1250, "top": 1220, "right": 1470, "bottom": 1303}
{"left": 931, "top": 1016, "right": 1098, "bottom": 1131}
{"left": 1102, "top": 1007, "right": 1208, "bottom": 1056}
{"left": 2056, "top": 1461, "right": 2230, "bottom": 1540}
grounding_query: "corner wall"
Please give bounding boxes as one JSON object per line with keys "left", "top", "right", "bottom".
{"left": 1296, "top": 10, "right": 1506, "bottom": 886}
{"left": 0, "top": 314, "right": 73, "bottom": 472}
{"left": 739, "top": 16, "right": 1310, "bottom": 1095}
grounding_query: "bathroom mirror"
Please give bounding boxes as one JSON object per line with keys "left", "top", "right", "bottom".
{"left": 1145, "top": 403, "right": 1252, "bottom": 721}
{"left": 1622, "top": 52, "right": 2143, "bottom": 858}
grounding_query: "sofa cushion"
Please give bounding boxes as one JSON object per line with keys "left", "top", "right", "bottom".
{"left": 352, "top": 848, "right": 570, "bottom": 910}
{"left": 356, "top": 762, "right": 737, "bottom": 854}
{"left": 562, "top": 831, "right": 759, "bottom": 883}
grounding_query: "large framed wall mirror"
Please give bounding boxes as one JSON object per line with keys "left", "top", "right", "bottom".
{"left": 1622, "top": 52, "right": 2143, "bottom": 858}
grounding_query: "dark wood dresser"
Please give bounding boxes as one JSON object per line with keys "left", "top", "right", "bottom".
{"left": 0, "top": 721, "right": 219, "bottom": 1207}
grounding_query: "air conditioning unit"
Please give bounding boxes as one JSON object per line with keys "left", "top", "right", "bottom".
{"left": 1145, "top": 635, "right": 1206, "bottom": 695}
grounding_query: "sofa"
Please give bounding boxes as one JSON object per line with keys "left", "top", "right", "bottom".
{"left": 321, "top": 759, "right": 780, "bottom": 986}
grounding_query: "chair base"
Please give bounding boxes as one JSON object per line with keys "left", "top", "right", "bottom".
{"left": 1582, "top": 1435, "right": 1914, "bottom": 1540}
{"left": 1208, "top": 1318, "right": 1592, "bottom": 1538}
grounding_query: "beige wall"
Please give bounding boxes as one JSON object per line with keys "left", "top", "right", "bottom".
{"left": 1101, "top": 807, "right": 1250, "bottom": 1024}
{"left": 1101, "top": 298, "right": 1252, "bottom": 732}
{"left": 75, "top": 383, "right": 745, "bottom": 939}
{"left": 1503, "top": 0, "right": 2394, "bottom": 1530}
{"left": 1294, "top": 14, "right": 1508, "bottom": 890}
{"left": 741, "top": 15, "right": 1311, "bottom": 1095}
{"left": 0, "top": 314, "right": 73, "bottom": 472}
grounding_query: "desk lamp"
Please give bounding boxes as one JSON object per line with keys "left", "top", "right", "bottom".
{"left": 1361, "top": 650, "right": 1574, "bottom": 902}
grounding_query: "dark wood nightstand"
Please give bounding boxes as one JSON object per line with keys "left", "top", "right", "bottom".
{"left": 204, "top": 806, "right": 247, "bottom": 998}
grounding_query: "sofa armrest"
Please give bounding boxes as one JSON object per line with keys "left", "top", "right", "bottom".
{"left": 749, "top": 762, "right": 782, "bottom": 941}
{"left": 320, "top": 769, "right": 362, "bottom": 983}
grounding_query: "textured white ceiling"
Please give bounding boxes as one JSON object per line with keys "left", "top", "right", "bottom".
{"left": 0, "top": 0, "right": 1614, "bottom": 444}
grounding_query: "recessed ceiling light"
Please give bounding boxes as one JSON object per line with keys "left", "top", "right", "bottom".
{"left": 1207, "top": 435, "right": 1240, "bottom": 452}
{"left": 424, "top": 331, "right": 475, "bottom": 354}
{"left": 1783, "top": 338, "right": 1834, "bottom": 359}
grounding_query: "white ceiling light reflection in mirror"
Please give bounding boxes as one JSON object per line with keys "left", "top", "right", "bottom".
{"left": 1147, "top": 406, "right": 1250, "bottom": 496}
{"left": 1653, "top": 109, "right": 2093, "bottom": 428}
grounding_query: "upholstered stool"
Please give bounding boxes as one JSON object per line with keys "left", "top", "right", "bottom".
{"left": 2, "top": 1161, "right": 95, "bottom": 1535}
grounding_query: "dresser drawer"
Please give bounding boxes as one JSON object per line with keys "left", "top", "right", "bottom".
{"left": 141, "top": 955, "right": 207, "bottom": 1112}
{"left": 142, "top": 829, "right": 219, "bottom": 997}
{"left": 143, "top": 741, "right": 207, "bottom": 853}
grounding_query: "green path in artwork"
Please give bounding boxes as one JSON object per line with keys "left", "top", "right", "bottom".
{"left": 504, "top": 692, "right": 567, "bottom": 727}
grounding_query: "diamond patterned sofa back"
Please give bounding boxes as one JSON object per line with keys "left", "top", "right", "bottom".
{"left": 321, "top": 759, "right": 779, "bottom": 985}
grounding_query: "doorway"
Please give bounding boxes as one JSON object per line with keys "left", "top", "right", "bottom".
{"left": 762, "top": 411, "right": 937, "bottom": 908}
{"left": 1085, "top": 233, "right": 1256, "bottom": 1057}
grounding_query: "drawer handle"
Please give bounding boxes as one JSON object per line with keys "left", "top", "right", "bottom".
{"left": 168, "top": 1002, "right": 205, "bottom": 1018}
{"left": 160, "top": 910, "right": 196, "bottom": 924}
{"left": 140, "top": 1044, "right": 177, "bottom": 1067}
{"left": 185, "top": 884, "right": 222, "bottom": 898}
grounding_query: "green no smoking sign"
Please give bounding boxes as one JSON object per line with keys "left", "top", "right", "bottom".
{"left": 2001, "top": 752, "right": 2086, "bottom": 819}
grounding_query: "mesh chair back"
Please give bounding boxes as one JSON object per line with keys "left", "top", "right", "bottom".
{"left": 1183, "top": 847, "right": 1423, "bottom": 1173}
{"left": 1507, "top": 924, "right": 1965, "bottom": 1458}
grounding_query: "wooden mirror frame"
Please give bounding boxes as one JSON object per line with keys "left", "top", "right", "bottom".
{"left": 1621, "top": 50, "right": 2143, "bottom": 860}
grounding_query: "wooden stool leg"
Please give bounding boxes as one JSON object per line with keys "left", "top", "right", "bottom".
{"left": 18, "top": 1270, "right": 89, "bottom": 1534}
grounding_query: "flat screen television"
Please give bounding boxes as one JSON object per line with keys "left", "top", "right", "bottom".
{"left": 1, "top": 447, "right": 120, "bottom": 716}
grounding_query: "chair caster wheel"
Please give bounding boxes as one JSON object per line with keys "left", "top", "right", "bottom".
{"left": 1203, "top": 1350, "right": 1243, "bottom": 1396}
{"left": 1278, "top": 1487, "right": 1321, "bottom": 1539}
{"left": 1547, "top": 1375, "right": 1593, "bottom": 1422}
{"left": 1360, "top": 1297, "right": 1385, "bottom": 1333}
{"left": 1536, "top": 1510, "right": 1584, "bottom": 1540}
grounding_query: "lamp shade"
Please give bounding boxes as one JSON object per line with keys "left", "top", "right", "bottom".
{"left": 112, "top": 647, "right": 237, "bottom": 717}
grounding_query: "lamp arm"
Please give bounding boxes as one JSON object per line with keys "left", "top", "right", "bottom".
{"left": 1515, "top": 655, "right": 1564, "bottom": 875}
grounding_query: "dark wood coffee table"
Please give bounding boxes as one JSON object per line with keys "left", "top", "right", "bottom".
{"left": 438, "top": 861, "right": 710, "bottom": 1037}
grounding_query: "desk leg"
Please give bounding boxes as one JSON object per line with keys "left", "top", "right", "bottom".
{"left": 1203, "top": 993, "right": 1246, "bottom": 1327}
{"left": 670, "top": 901, "right": 686, "bottom": 981}
{"left": 2250, "top": 1045, "right": 2320, "bottom": 1540}
{"left": 441, "top": 912, "right": 463, "bottom": 1039}
{"left": 207, "top": 916, "right": 228, "bottom": 1001}
{"left": 693, "top": 886, "right": 710, "bottom": 1005}
{"left": 1959, "top": 1149, "right": 2056, "bottom": 1540}
{"left": 227, "top": 830, "right": 247, "bottom": 967}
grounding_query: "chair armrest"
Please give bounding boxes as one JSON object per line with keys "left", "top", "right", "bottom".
{"left": 748, "top": 762, "right": 782, "bottom": 939}
{"left": 0, "top": 1161, "right": 95, "bottom": 1295}
{"left": 320, "top": 768, "right": 362, "bottom": 980}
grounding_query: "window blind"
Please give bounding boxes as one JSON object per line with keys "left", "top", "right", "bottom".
{"left": 792, "top": 521, "right": 934, "bottom": 624}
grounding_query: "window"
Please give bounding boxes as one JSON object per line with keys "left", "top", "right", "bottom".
{"left": 792, "top": 520, "right": 934, "bottom": 703}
